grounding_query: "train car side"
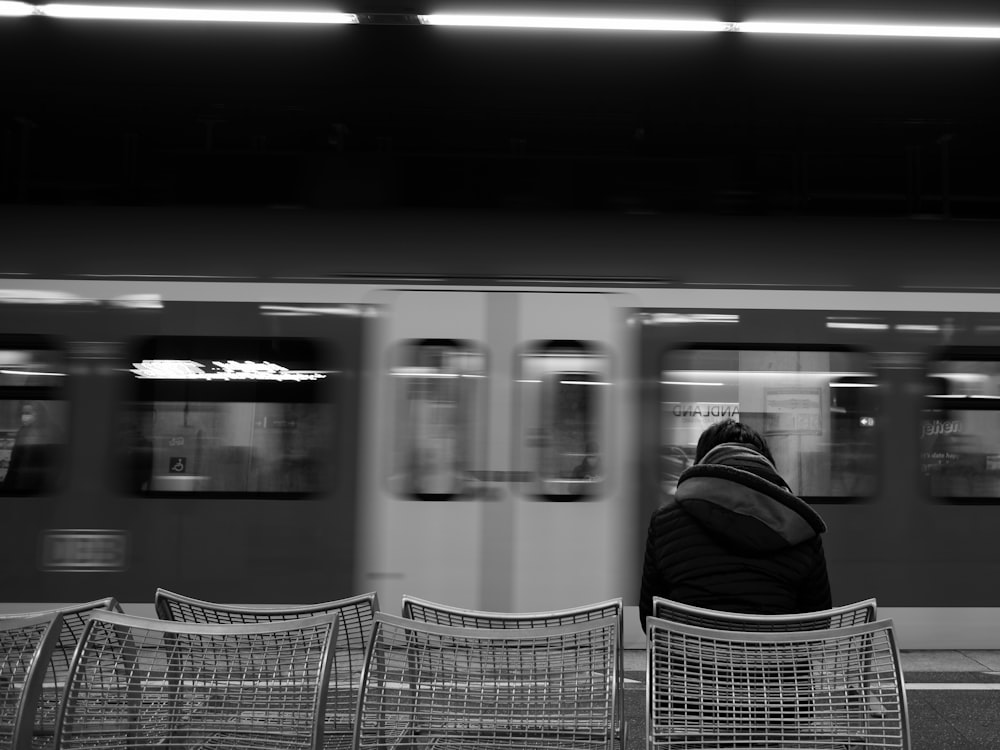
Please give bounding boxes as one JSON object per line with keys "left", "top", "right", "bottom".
{"left": 4, "top": 212, "right": 1000, "bottom": 647}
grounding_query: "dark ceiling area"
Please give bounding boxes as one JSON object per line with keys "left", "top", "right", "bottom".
{"left": 3, "top": 1, "right": 1000, "bottom": 218}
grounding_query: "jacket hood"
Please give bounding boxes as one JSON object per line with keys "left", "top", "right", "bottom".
{"left": 674, "top": 442, "right": 827, "bottom": 553}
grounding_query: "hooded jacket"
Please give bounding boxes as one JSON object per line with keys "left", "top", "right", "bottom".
{"left": 639, "top": 442, "right": 831, "bottom": 631}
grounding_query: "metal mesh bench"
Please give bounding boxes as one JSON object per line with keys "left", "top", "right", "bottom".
{"left": 401, "top": 594, "right": 626, "bottom": 747}
{"left": 356, "top": 611, "right": 619, "bottom": 750}
{"left": 651, "top": 596, "right": 877, "bottom": 631}
{"left": 0, "top": 613, "right": 64, "bottom": 750}
{"left": 155, "top": 589, "right": 377, "bottom": 749}
{"left": 54, "top": 610, "right": 338, "bottom": 750}
{"left": 0, "top": 598, "right": 121, "bottom": 749}
{"left": 645, "top": 616, "right": 909, "bottom": 749}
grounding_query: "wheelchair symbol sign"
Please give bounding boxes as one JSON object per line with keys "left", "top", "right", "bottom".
{"left": 169, "top": 457, "right": 187, "bottom": 473}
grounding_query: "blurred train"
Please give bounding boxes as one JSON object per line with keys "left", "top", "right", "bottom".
{"left": 4, "top": 206, "right": 1000, "bottom": 649}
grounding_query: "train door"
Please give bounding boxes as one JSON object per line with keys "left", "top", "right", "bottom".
{"left": 508, "top": 293, "right": 632, "bottom": 612}
{"left": 359, "top": 290, "right": 491, "bottom": 611}
{"left": 358, "top": 290, "right": 634, "bottom": 615}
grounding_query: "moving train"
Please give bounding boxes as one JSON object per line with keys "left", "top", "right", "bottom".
{"left": 4, "top": 205, "right": 1000, "bottom": 649}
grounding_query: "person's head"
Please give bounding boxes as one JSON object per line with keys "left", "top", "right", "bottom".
{"left": 19, "top": 402, "right": 45, "bottom": 428}
{"left": 694, "top": 418, "right": 775, "bottom": 466}
{"left": 19, "top": 403, "right": 35, "bottom": 427}
{"left": 18, "top": 401, "right": 60, "bottom": 443}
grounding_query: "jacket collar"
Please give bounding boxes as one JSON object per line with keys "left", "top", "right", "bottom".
{"left": 674, "top": 442, "right": 826, "bottom": 551}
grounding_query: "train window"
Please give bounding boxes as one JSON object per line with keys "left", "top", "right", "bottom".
{"left": 0, "top": 343, "right": 69, "bottom": 495}
{"left": 120, "top": 337, "right": 333, "bottom": 497}
{"left": 517, "top": 341, "right": 609, "bottom": 500}
{"left": 922, "top": 356, "right": 1000, "bottom": 499}
{"left": 661, "top": 349, "right": 878, "bottom": 500}
{"left": 388, "top": 340, "right": 486, "bottom": 499}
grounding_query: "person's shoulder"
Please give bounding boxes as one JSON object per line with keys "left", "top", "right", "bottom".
{"left": 649, "top": 497, "right": 688, "bottom": 527}
{"left": 646, "top": 497, "right": 707, "bottom": 551}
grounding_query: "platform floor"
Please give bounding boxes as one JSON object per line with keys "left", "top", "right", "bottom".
{"left": 623, "top": 649, "right": 1000, "bottom": 749}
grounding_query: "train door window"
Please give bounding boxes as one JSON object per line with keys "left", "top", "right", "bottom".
{"left": 661, "top": 348, "right": 878, "bottom": 499}
{"left": 517, "top": 341, "right": 610, "bottom": 500}
{"left": 388, "top": 340, "right": 486, "bottom": 499}
{"left": 923, "top": 355, "right": 1000, "bottom": 500}
{"left": 0, "top": 341, "right": 68, "bottom": 495}
{"left": 120, "top": 337, "right": 333, "bottom": 497}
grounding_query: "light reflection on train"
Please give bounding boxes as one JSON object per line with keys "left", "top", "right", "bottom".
{"left": 4, "top": 278, "right": 1000, "bottom": 648}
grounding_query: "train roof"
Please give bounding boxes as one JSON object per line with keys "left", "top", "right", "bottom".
{"left": 3, "top": 205, "right": 1000, "bottom": 291}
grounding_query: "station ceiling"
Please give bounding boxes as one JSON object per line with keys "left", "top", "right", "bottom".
{"left": 3, "top": 0, "right": 1000, "bottom": 216}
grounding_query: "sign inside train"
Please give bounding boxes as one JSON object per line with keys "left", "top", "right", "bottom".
{"left": 663, "top": 402, "right": 740, "bottom": 447}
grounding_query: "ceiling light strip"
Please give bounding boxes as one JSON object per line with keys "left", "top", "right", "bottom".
{"left": 0, "top": 1, "right": 33, "bottom": 15}
{"left": 737, "top": 21, "right": 1000, "bottom": 39}
{"left": 3, "top": 4, "right": 1000, "bottom": 38}
{"left": 418, "top": 15, "right": 729, "bottom": 32}
{"left": 38, "top": 3, "right": 357, "bottom": 23}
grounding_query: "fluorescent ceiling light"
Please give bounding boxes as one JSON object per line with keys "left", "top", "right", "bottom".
{"left": 110, "top": 294, "right": 163, "bottom": 309}
{"left": 826, "top": 321, "right": 890, "bottom": 331}
{"left": 0, "top": 289, "right": 97, "bottom": 304}
{"left": 643, "top": 313, "right": 740, "bottom": 325}
{"left": 419, "top": 14, "right": 728, "bottom": 32}
{"left": 0, "top": 369, "right": 66, "bottom": 377}
{"left": 259, "top": 304, "right": 366, "bottom": 316}
{"left": 0, "top": 1, "right": 33, "bottom": 16}
{"left": 737, "top": 21, "right": 1000, "bottom": 39}
{"left": 665, "top": 370, "right": 874, "bottom": 380}
{"left": 391, "top": 368, "right": 459, "bottom": 378}
{"left": 660, "top": 381, "right": 725, "bottom": 386}
{"left": 3, "top": 6, "right": 998, "bottom": 38}
{"left": 41, "top": 4, "right": 358, "bottom": 23}
{"left": 895, "top": 324, "right": 941, "bottom": 333}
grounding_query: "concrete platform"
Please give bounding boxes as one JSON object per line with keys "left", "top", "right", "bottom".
{"left": 623, "top": 649, "right": 1000, "bottom": 749}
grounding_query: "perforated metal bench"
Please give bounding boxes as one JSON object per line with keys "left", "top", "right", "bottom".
{"left": 155, "top": 589, "right": 378, "bottom": 749}
{"left": 645, "top": 616, "right": 910, "bottom": 750}
{"left": 54, "top": 610, "right": 339, "bottom": 750}
{"left": 0, "top": 598, "right": 121, "bottom": 749}
{"left": 651, "top": 596, "right": 877, "bottom": 631}
{"left": 357, "top": 611, "right": 619, "bottom": 750}
{"left": 402, "top": 594, "right": 627, "bottom": 747}
{"left": 0, "top": 613, "right": 64, "bottom": 750}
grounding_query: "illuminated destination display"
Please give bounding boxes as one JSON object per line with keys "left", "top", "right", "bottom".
{"left": 130, "top": 359, "right": 327, "bottom": 382}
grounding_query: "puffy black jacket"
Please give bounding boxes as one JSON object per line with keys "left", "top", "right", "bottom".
{"left": 639, "top": 442, "right": 832, "bottom": 631}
